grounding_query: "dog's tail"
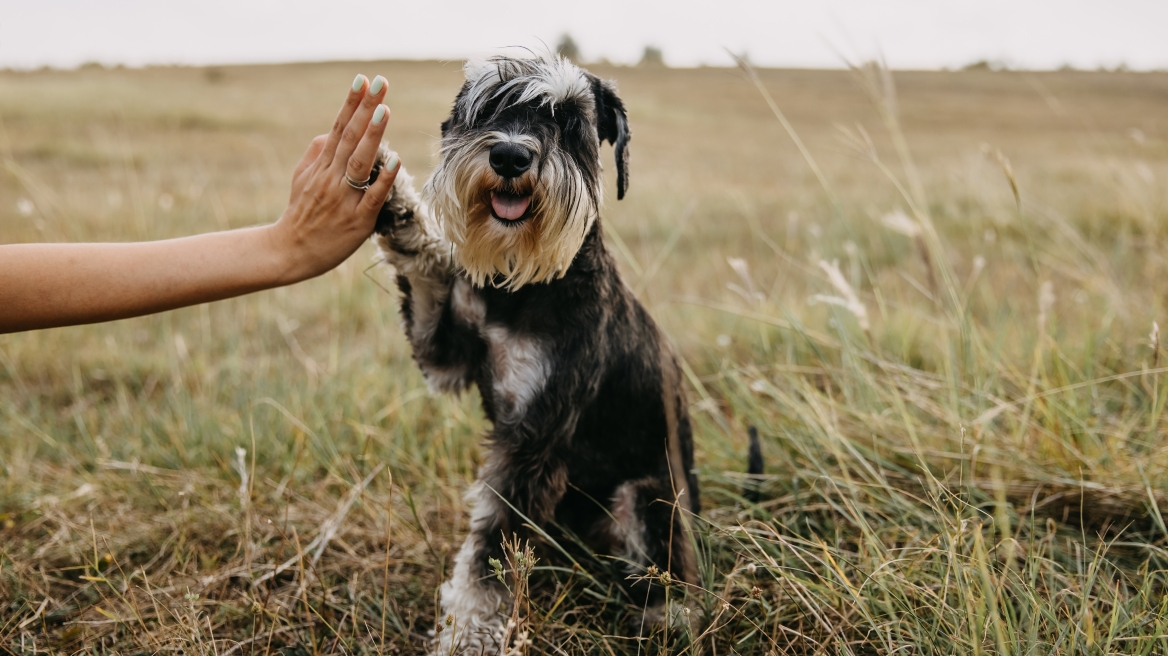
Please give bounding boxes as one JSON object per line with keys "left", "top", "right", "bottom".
{"left": 744, "top": 426, "right": 764, "bottom": 503}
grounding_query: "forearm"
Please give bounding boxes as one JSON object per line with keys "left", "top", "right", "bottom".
{"left": 0, "top": 226, "right": 299, "bottom": 333}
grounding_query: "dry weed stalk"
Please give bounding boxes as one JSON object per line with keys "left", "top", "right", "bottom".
{"left": 1151, "top": 320, "right": 1160, "bottom": 368}
{"left": 879, "top": 208, "right": 937, "bottom": 295}
{"left": 809, "top": 259, "right": 870, "bottom": 337}
{"left": 490, "top": 536, "right": 538, "bottom": 656}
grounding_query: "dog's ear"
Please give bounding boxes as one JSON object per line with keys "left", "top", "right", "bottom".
{"left": 592, "top": 78, "right": 630, "bottom": 200}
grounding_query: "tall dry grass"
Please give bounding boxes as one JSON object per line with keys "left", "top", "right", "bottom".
{"left": 2, "top": 59, "right": 1168, "bottom": 653}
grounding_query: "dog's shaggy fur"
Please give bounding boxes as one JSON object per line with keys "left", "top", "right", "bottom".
{"left": 372, "top": 53, "right": 698, "bottom": 654}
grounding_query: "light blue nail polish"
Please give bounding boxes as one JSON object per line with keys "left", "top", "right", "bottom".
{"left": 385, "top": 153, "right": 400, "bottom": 171}
{"left": 351, "top": 74, "right": 364, "bottom": 92}
{"left": 372, "top": 104, "right": 387, "bottom": 125}
{"left": 370, "top": 75, "right": 386, "bottom": 95}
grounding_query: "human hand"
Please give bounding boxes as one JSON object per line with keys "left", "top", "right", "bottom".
{"left": 266, "top": 74, "right": 401, "bottom": 283}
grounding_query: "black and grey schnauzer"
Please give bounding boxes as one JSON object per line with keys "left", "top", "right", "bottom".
{"left": 372, "top": 53, "right": 699, "bottom": 654}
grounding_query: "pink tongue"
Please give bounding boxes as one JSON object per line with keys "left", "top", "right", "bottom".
{"left": 491, "top": 193, "right": 531, "bottom": 220}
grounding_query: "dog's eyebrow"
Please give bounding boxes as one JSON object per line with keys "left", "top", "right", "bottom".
{"left": 461, "top": 55, "right": 592, "bottom": 123}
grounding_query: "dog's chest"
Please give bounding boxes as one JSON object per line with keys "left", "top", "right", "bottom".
{"left": 451, "top": 278, "right": 551, "bottom": 419}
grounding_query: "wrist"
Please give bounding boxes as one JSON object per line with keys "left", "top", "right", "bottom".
{"left": 259, "top": 221, "right": 309, "bottom": 287}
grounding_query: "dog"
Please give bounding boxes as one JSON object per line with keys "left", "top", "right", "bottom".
{"left": 371, "top": 53, "right": 701, "bottom": 654}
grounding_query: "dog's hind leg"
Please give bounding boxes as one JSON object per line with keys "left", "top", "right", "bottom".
{"left": 608, "top": 477, "right": 698, "bottom": 625}
{"left": 372, "top": 148, "right": 485, "bottom": 393}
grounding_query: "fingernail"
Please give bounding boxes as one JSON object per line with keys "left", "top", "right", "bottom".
{"left": 351, "top": 74, "right": 365, "bottom": 93}
{"left": 369, "top": 75, "right": 386, "bottom": 95}
{"left": 385, "top": 153, "right": 400, "bottom": 171}
{"left": 372, "top": 104, "right": 387, "bottom": 125}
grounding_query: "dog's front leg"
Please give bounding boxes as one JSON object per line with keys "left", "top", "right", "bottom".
{"left": 434, "top": 451, "right": 568, "bottom": 656}
{"left": 432, "top": 479, "right": 511, "bottom": 656}
{"left": 372, "top": 151, "right": 483, "bottom": 393}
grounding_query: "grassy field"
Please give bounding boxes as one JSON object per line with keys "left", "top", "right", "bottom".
{"left": 2, "top": 59, "right": 1168, "bottom": 654}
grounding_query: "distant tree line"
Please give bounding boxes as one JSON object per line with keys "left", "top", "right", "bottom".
{"left": 556, "top": 33, "right": 667, "bottom": 68}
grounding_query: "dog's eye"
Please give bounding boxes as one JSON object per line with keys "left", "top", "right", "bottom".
{"left": 551, "top": 106, "right": 584, "bottom": 133}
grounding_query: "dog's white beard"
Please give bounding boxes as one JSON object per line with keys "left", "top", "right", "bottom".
{"left": 425, "top": 146, "right": 599, "bottom": 290}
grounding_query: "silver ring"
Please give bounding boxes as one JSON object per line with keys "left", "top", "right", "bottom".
{"left": 345, "top": 173, "right": 371, "bottom": 190}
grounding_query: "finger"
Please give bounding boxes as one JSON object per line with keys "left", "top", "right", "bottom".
{"left": 359, "top": 150, "right": 400, "bottom": 215}
{"left": 346, "top": 105, "right": 391, "bottom": 185}
{"left": 332, "top": 75, "right": 388, "bottom": 169}
{"left": 293, "top": 135, "right": 328, "bottom": 181}
{"left": 320, "top": 74, "right": 367, "bottom": 163}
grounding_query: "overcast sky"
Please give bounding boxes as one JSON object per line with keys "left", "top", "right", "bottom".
{"left": 2, "top": 0, "right": 1166, "bottom": 71}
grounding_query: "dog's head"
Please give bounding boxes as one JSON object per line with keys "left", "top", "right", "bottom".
{"left": 423, "top": 53, "right": 630, "bottom": 289}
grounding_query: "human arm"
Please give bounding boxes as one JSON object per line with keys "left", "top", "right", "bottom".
{"left": 0, "top": 74, "right": 399, "bottom": 334}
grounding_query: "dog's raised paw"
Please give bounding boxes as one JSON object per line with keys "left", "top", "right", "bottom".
{"left": 368, "top": 144, "right": 413, "bottom": 236}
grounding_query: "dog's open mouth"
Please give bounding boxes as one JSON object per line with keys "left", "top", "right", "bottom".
{"left": 490, "top": 191, "right": 532, "bottom": 222}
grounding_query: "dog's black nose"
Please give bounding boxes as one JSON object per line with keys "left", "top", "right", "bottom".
{"left": 489, "top": 143, "right": 533, "bottom": 179}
